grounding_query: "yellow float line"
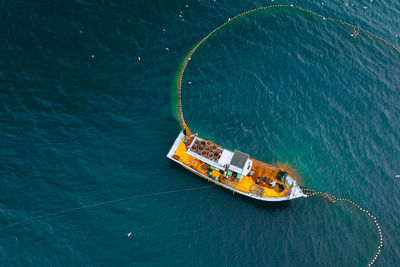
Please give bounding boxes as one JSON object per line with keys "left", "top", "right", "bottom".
{"left": 173, "top": 5, "right": 399, "bottom": 265}
{"left": 303, "top": 188, "right": 383, "bottom": 266}
{"left": 173, "top": 4, "right": 400, "bottom": 135}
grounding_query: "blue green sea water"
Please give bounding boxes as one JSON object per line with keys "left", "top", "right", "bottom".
{"left": 1, "top": 1, "right": 400, "bottom": 266}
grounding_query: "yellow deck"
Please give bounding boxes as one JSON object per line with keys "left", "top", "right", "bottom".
{"left": 172, "top": 135, "right": 291, "bottom": 199}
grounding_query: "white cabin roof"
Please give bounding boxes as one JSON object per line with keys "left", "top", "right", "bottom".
{"left": 186, "top": 137, "right": 253, "bottom": 176}
{"left": 218, "top": 149, "right": 234, "bottom": 167}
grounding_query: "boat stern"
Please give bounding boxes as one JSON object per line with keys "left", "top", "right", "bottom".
{"left": 166, "top": 130, "right": 186, "bottom": 159}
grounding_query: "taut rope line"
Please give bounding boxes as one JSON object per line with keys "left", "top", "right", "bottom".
{"left": 173, "top": 5, "right": 399, "bottom": 266}
{"left": 1, "top": 184, "right": 216, "bottom": 231}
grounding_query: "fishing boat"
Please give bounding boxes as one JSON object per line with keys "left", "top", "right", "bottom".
{"left": 167, "top": 130, "right": 306, "bottom": 201}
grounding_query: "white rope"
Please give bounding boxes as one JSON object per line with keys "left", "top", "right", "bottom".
{"left": 1, "top": 184, "right": 216, "bottom": 231}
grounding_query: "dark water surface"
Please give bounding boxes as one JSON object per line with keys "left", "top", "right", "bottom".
{"left": 1, "top": 0, "right": 400, "bottom": 266}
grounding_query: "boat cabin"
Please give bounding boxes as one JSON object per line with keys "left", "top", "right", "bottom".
{"left": 186, "top": 136, "right": 253, "bottom": 182}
